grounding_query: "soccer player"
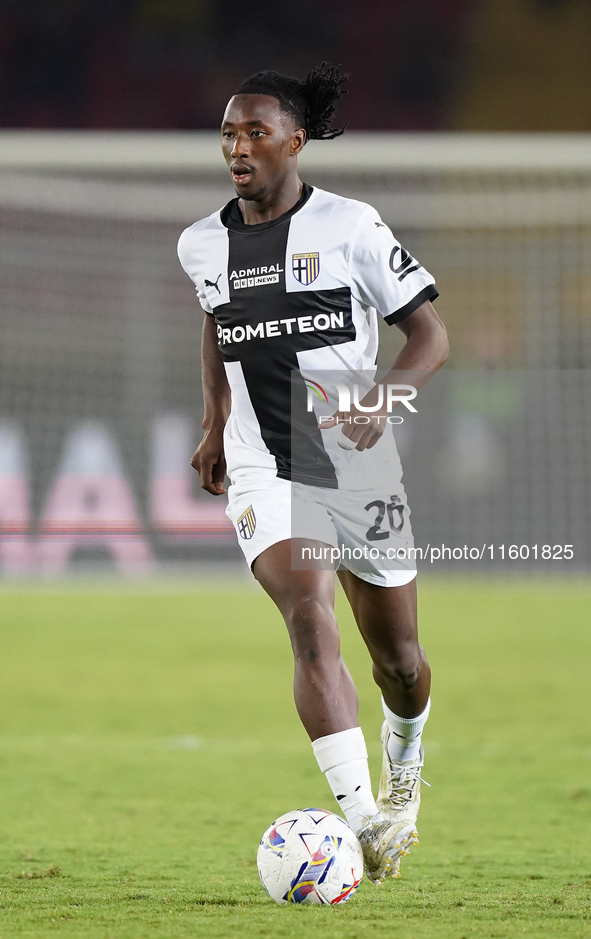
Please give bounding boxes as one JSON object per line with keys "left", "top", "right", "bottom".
{"left": 178, "top": 63, "right": 449, "bottom": 884}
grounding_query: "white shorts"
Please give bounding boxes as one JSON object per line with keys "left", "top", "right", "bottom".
{"left": 226, "top": 471, "right": 417, "bottom": 588}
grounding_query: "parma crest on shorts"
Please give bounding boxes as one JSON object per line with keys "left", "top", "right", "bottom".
{"left": 237, "top": 505, "right": 256, "bottom": 540}
{"left": 292, "top": 252, "right": 320, "bottom": 285}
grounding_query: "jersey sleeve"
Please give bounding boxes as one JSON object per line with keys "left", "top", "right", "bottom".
{"left": 177, "top": 227, "right": 214, "bottom": 316}
{"left": 348, "top": 206, "right": 438, "bottom": 324}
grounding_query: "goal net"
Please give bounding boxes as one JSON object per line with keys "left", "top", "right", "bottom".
{"left": 0, "top": 132, "right": 589, "bottom": 575}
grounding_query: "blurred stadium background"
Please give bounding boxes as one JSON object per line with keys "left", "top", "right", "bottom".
{"left": 0, "top": 0, "right": 589, "bottom": 577}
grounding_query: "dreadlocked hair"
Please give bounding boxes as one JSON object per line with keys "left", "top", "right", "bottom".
{"left": 234, "top": 62, "right": 348, "bottom": 141}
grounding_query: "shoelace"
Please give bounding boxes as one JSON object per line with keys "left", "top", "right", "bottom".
{"left": 386, "top": 763, "right": 431, "bottom": 807}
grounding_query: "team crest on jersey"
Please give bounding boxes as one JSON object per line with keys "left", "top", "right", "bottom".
{"left": 292, "top": 252, "right": 320, "bottom": 286}
{"left": 237, "top": 505, "right": 256, "bottom": 540}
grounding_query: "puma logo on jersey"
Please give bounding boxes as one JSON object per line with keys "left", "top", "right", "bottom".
{"left": 204, "top": 274, "right": 222, "bottom": 293}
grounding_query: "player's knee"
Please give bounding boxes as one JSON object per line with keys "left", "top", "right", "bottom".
{"left": 285, "top": 594, "right": 331, "bottom": 631}
{"left": 373, "top": 649, "right": 421, "bottom": 691}
{"left": 285, "top": 596, "right": 338, "bottom": 665}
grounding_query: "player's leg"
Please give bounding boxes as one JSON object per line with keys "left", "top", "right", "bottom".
{"left": 253, "top": 538, "right": 358, "bottom": 737}
{"left": 253, "top": 538, "right": 379, "bottom": 832}
{"left": 254, "top": 539, "right": 420, "bottom": 883}
{"left": 337, "top": 572, "right": 430, "bottom": 720}
{"left": 338, "top": 570, "right": 431, "bottom": 829}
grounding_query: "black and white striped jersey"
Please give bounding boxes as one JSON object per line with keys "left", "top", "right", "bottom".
{"left": 178, "top": 184, "right": 438, "bottom": 488}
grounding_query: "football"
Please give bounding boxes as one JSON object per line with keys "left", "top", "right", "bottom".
{"left": 257, "top": 808, "right": 364, "bottom": 905}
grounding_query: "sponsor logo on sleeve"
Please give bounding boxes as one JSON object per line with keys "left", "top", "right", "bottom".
{"left": 389, "top": 246, "right": 420, "bottom": 282}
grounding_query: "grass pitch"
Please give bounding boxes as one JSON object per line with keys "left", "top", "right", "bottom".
{"left": 0, "top": 577, "right": 590, "bottom": 938}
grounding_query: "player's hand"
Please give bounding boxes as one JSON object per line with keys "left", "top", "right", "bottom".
{"left": 319, "top": 403, "right": 387, "bottom": 451}
{"left": 191, "top": 429, "right": 227, "bottom": 495}
{"left": 319, "top": 383, "right": 388, "bottom": 451}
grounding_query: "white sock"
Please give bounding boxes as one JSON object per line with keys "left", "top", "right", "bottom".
{"left": 312, "top": 727, "right": 377, "bottom": 833}
{"left": 382, "top": 697, "right": 431, "bottom": 763}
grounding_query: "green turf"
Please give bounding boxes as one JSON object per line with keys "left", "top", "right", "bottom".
{"left": 0, "top": 578, "right": 590, "bottom": 938}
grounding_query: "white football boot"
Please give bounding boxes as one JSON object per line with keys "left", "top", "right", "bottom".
{"left": 377, "top": 720, "right": 430, "bottom": 826}
{"left": 357, "top": 814, "right": 419, "bottom": 885}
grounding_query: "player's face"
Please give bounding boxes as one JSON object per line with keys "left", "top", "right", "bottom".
{"left": 221, "top": 94, "right": 305, "bottom": 201}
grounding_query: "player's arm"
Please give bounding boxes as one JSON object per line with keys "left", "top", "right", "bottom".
{"left": 320, "top": 208, "right": 448, "bottom": 450}
{"left": 386, "top": 298, "right": 449, "bottom": 381}
{"left": 190, "top": 314, "right": 231, "bottom": 495}
{"left": 325, "top": 300, "right": 448, "bottom": 450}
